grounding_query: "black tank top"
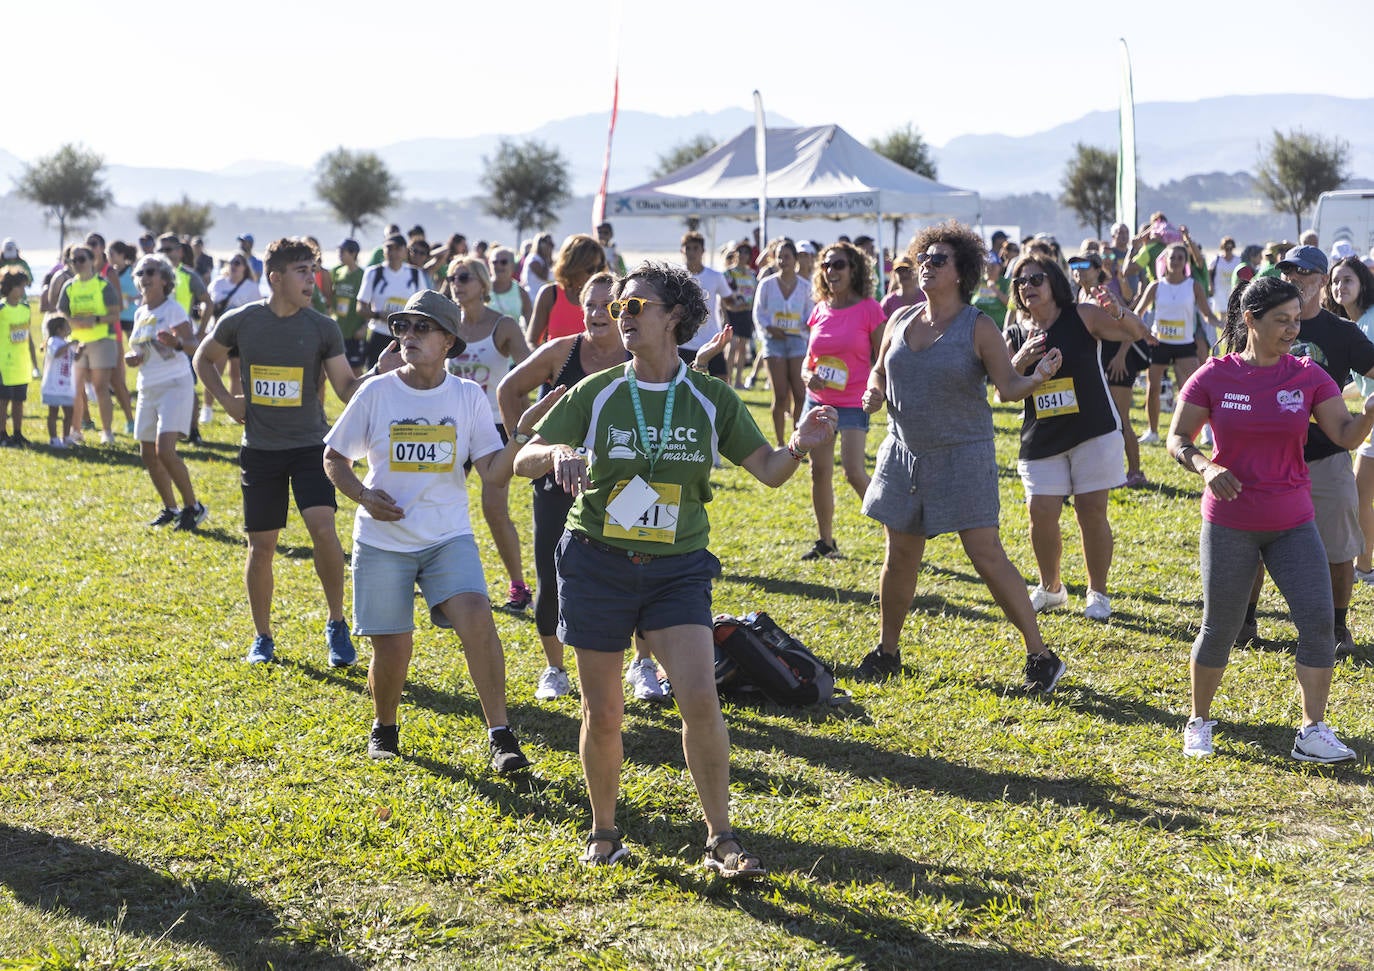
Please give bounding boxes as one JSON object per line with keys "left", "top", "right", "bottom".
{"left": 541, "top": 334, "right": 630, "bottom": 397}
{"left": 1018, "top": 304, "right": 1120, "bottom": 460}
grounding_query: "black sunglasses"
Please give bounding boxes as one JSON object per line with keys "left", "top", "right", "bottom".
{"left": 451, "top": 271, "right": 474, "bottom": 285}
{"left": 915, "top": 252, "right": 951, "bottom": 268}
{"left": 390, "top": 318, "right": 441, "bottom": 336}
{"left": 1014, "top": 273, "right": 1048, "bottom": 289}
{"left": 822, "top": 260, "right": 849, "bottom": 271}
{"left": 136, "top": 268, "right": 163, "bottom": 277}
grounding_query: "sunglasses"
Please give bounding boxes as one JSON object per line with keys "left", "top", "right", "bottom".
{"left": 1067, "top": 259, "right": 1095, "bottom": 272}
{"left": 915, "top": 252, "right": 950, "bottom": 268}
{"left": 451, "top": 271, "right": 473, "bottom": 285}
{"left": 608, "top": 297, "right": 664, "bottom": 319}
{"left": 137, "top": 268, "right": 163, "bottom": 277}
{"left": 1285, "top": 266, "right": 1321, "bottom": 277}
{"left": 389, "top": 318, "right": 441, "bottom": 337}
{"left": 491, "top": 258, "right": 511, "bottom": 265}
{"left": 1014, "top": 273, "right": 1048, "bottom": 289}
{"left": 72, "top": 255, "right": 90, "bottom": 264}
{"left": 822, "top": 260, "right": 849, "bottom": 271}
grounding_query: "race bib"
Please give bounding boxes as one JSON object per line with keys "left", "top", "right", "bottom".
{"left": 775, "top": 311, "right": 801, "bottom": 334}
{"left": 1034, "top": 378, "right": 1080, "bottom": 418}
{"left": 335, "top": 297, "right": 352, "bottom": 316}
{"left": 389, "top": 423, "right": 456, "bottom": 473}
{"left": 68, "top": 291, "right": 100, "bottom": 316}
{"left": 1155, "top": 318, "right": 1188, "bottom": 343}
{"left": 602, "top": 478, "right": 681, "bottom": 544}
{"left": 249, "top": 365, "right": 303, "bottom": 407}
{"left": 385, "top": 295, "right": 409, "bottom": 312}
{"left": 9, "top": 327, "right": 27, "bottom": 344}
{"left": 812, "top": 354, "right": 849, "bottom": 391}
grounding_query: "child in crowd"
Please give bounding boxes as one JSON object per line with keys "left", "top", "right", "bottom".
{"left": 0, "top": 269, "right": 35, "bottom": 446}
{"left": 41, "top": 317, "right": 77, "bottom": 448}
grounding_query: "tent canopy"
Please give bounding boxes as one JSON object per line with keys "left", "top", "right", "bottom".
{"left": 608, "top": 124, "right": 980, "bottom": 223}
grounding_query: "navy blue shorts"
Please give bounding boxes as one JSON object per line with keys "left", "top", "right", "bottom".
{"left": 554, "top": 530, "right": 721, "bottom": 652}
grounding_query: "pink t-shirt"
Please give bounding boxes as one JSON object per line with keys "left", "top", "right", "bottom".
{"left": 1179, "top": 354, "right": 1341, "bottom": 530}
{"left": 804, "top": 297, "right": 885, "bottom": 408}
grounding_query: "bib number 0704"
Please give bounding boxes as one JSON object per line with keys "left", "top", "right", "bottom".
{"left": 394, "top": 441, "right": 439, "bottom": 464}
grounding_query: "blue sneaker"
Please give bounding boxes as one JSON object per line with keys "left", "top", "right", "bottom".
{"left": 326, "top": 619, "right": 356, "bottom": 667}
{"left": 246, "top": 634, "right": 275, "bottom": 665}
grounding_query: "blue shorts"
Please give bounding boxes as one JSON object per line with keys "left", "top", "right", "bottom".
{"left": 554, "top": 530, "right": 720, "bottom": 652}
{"left": 803, "top": 397, "right": 870, "bottom": 433}
{"left": 352, "top": 533, "right": 488, "bottom": 635}
{"left": 762, "top": 333, "right": 808, "bottom": 360}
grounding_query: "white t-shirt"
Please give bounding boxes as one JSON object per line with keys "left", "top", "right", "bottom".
{"left": 41, "top": 336, "right": 75, "bottom": 402}
{"left": 128, "top": 298, "right": 193, "bottom": 389}
{"left": 521, "top": 257, "right": 550, "bottom": 304}
{"left": 1210, "top": 254, "right": 1244, "bottom": 315}
{"left": 324, "top": 371, "right": 503, "bottom": 552}
{"left": 358, "top": 263, "right": 430, "bottom": 334}
{"left": 681, "top": 266, "right": 733, "bottom": 352}
{"left": 209, "top": 275, "right": 261, "bottom": 316}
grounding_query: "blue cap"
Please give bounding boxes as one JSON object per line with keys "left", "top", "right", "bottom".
{"left": 1278, "top": 244, "right": 1328, "bottom": 275}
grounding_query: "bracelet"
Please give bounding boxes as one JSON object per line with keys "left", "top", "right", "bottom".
{"left": 1175, "top": 443, "right": 1203, "bottom": 472}
{"left": 689, "top": 360, "right": 709, "bottom": 374}
{"left": 786, "top": 441, "right": 808, "bottom": 461}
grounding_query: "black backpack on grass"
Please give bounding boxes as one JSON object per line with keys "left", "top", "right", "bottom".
{"left": 712, "top": 612, "right": 836, "bottom": 707}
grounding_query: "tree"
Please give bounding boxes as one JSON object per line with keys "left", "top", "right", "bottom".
{"left": 869, "top": 124, "right": 937, "bottom": 180}
{"left": 14, "top": 143, "right": 113, "bottom": 249}
{"left": 1257, "top": 129, "right": 1350, "bottom": 237}
{"left": 314, "top": 148, "right": 401, "bottom": 235}
{"left": 1059, "top": 143, "right": 1118, "bottom": 238}
{"left": 137, "top": 195, "right": 214, "bottom": 237}
{"left": 651, "top": 134, "right": 717, "bottom": 179}
{"left": 480, "top": 138, "right": 571, "bottom": 242}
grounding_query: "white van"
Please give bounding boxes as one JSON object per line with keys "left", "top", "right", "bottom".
{"left": 1314, "top": 190, "right": 1374, "bottom": 257}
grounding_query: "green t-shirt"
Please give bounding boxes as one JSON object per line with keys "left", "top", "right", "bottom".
{"left": 332, "top": 264, "right": 365, "bottom": 339}
{"left": 1256, "top": 263, "right": 1283, "bottom": 280}
{"left": 535, "top": 362, "right": 769, "bottom": 555}
{"left": 972, "top": 277, "right": 1011, "bottom": 328}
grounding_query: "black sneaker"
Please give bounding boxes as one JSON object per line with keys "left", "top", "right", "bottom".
{"left": 1024, "top": 650, "right": 1067, "bottom": 694}
{"left": 368, "top": 723, "right": 400, "bottom": 760}
{"left": 174, "top": 502, "right": 208, "bottom": 531}
{"left": 1234, "top": 618, "right": 1258, "bottom": 648}
{"left": 8, "top": 433, "right": 28, "bottom": 448}
{"left": 148, "top": 507, "right": 178, "bottom": 527}
{"left": 800, "top": 539, "right": 840, "bottom": 561}
{"left": 488, "top": 727, "right": 530, "bottom": 775}
{"left": 855, "top": 646, "right": 902, "bottom": 682}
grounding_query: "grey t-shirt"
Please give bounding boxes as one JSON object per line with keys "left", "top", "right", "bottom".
{"left": 209, "top": 302, "right": 344, "bottom": 450}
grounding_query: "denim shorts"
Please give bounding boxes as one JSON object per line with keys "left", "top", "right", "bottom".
{"left": 803, "top": 397, "right": 870, "bottom": 433}
{"left": 554, "top": 530, "right": 720, "bottom": 652}
{"left": 352, "top": 533, "right": 488, "bottom": 635}
{"left": 762, "top": 333, "right": 808, "bottom": 360}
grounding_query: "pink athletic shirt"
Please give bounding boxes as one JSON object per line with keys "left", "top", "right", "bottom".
{"left": 1179, "top": 354, "right": 1341, "bottom": 530}
{"left": 804, "top": 297, "right": 885, "bottom": 408}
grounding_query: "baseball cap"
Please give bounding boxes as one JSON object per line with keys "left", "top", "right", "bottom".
{"left": 385, "top": 233, "right": 407, "bottom": 248}
{"left": 156, "top": 233, "right": 181, "bottom": 252}
{"left": 796, "top": 241, "right": 816, "bottom": 255}
{"left": 893, "top": 255, "right": 914, "bottom": 271}
{"left": 1330, "top": 240, "right": 1358, "bottom": 263}
{"left": 1, "top": 238, "right": 16, "bottom": 259}
{"left": 1277, "top": 244, "right": 1328, "bottom": 275}
{"left": 387, "top": 290, "right": 466, "bottom": 358}
{"left": 338, "top": 238, "right": 360, "bottom": 253}
{"left": 236, "top": 232, "right": 254, "bottom": 245}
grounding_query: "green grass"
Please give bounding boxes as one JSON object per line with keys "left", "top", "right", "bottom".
{"left": 3, "top": 373, "right": 1374, "bottom": 970}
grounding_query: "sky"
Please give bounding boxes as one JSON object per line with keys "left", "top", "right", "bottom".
{"left": 12, "top": 0, "right": 1374, "bottom": 171}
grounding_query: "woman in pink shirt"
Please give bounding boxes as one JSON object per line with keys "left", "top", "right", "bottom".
{"left": 799, "top": 242, "right": 886, "bottom": 560}
{"left": 1169, "top": 276, "right": 1374, "bottom": 763}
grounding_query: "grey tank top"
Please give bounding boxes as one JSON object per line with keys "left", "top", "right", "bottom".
{"left": 883, "top": 303, "right": 994, "bottom": 454}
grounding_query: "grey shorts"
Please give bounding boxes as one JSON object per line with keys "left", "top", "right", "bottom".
{"left": 77, "top": 337, "right": 118, "bottom": 370}
{"left": 1309, "top": 451, "right": 1363, "bottom": 563}
{"left": 352, "top": 533, "right": 488, "bottom": 635}
{"left": 863, "top": 436, "right": 1000, "bottom": 538}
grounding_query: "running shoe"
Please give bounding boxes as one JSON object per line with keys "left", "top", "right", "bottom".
{"left": 1234, "top": 619, "right": 1258, "bottom": 647}
{"left": 534, "top": 665, "right": 572, "bottom": 701}
{"left": 368, "top": 723, "right": 400, "bottom": 760}
{"left": 499, "top": 581, "right": 532, "bottom": 613}
{"left": 1084, "top": 590, "right": 1112, "bottom": 622}
{"left": 1183, "top": 717, "right": 1216, "bottom": 758}
{"left": 1291, "top": 722, "right": 1356, "bottom": 763}
{"left": 1198, "top": 425, "right": 1213, "bottom": 448}
{"left": 124, "top": 420, "right": 135, "bottom": 436}
{"left": 854, "top": 645, "right": 902, "bottom": 683}
{"left": 199, "top": 405, "right": 213, "bottom": 425}
{"left": 66, "top": 432, "right": 84, "bottom": 446}
{"left": 50, "top": 436, "right": 68, "bottom": 450}
{"left": 800, "top": 539, "right": 841, "bottom": 561}
{"left": 488, "top": 727, "right": 531, "bottom": 774}
{"left": 148, "top": 507, "right": 179, "bottom": 528}
{"left": 99, "top": 430, "right": 115, "bottom": 445}
{"left": 1029, "top": 584, "right": 1069, "bottom": 613}
{"left": 1137, "top": 430, "right": 1160, "bottom": 445}
{"left": 1024, "top": 650, "right": 1066, "bottom": 694}
{"left": 1335, "top": 629, "right": 1357, "bottom": 661}
{"left": 174, "top": 502, "right": 208, "bottom": 532}
{"left": 626, "top": 656, "right": 670, "bottom": 702}
{"left": 326, "top": 619, "right": 356, "bottom": 667}
{"left": 246, "top": 634, "right": 275, "bottom": 665}
{"left": 8, "top": 433, "right": 28, "bottom": 448}
{"left": 1356, "top": 567, "right": 1374, "bottom": 586}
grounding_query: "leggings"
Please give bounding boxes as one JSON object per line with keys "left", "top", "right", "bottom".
{"left": 531, "top": 475, "right": 575, "bottom": 637}
{"left": 1193, "top": 518, "right": 1335, "bottom": 668}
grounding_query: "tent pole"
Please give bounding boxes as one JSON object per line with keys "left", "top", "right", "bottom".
{"left": 874, "top": 209, "right": 885, "bottom": 296}
{"left": 709, "top": 217, "right": 717, "bottom": 268}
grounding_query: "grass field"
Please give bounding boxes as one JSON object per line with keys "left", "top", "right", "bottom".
{"left": 2, "top": 372, "right": 1374, "bottom": 970}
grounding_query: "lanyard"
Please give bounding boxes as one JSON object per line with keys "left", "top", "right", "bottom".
{"left": 625, "top": 361, "right": 681, "bottom": 477}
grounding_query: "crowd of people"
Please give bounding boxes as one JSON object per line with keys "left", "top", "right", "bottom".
{"left": 6, "top": 212, "right": 1374, "bottom": 875}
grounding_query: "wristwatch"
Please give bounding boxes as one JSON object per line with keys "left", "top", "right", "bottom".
{"left": 512, "top": 431, "right": 533, "bottom": 445}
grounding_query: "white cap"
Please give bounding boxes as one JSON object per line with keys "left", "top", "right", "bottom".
{"left": 1330, "top": 240, "right": 1358, "bottom": 263}
{"left": 1, "top": 238, "right": 16, "bottom": 258}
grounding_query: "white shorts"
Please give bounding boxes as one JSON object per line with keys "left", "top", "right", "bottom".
{"left": 1017, "top": 430, "right": 1126, "bottom": 497}
{"left": 134, "top": 378, "right": 194, "bottom": 442}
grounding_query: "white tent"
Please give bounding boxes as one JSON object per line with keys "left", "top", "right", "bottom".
{"left": 607, "top": 124, "right": 981, "bottom": 226}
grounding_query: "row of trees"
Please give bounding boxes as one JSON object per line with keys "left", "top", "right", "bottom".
{"left": 1061, "top": 130, "right": 1351, "bottom": 238}
{"left": 12, "top": 127, "right": 1352, "bottom": 251}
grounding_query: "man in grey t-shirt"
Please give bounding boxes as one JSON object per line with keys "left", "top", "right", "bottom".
{"left": 195, "top": 237, "right": 398, "bottom": 667}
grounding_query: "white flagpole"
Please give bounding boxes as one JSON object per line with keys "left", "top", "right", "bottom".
{"left": 1116, "top": 38, "right": 1137, "bottom": 233}
{"left": 753, "top": 90, "right": 768, "bottom": 248}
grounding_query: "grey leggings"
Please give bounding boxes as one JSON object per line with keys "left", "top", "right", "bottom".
{"left": 1193, "top": 518, "right": 1335, "bottom": 668}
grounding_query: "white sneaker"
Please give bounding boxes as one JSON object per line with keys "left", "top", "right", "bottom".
{"left": 1183, "top": 717, "right": 1216, "bottom": 757}
{"left": 1029, "top": 584, "right": 1069, "bottom": 613}
{"left": 534, "top": 665, "right": 571, "bottom": 701}
{"left": 1291, "top": 722, "right": 1357, "bottom": 763}
{"left": 1138, "top": 430, "right": 1160, "bottom": 445}
{"left": 99, "top": 430, "right": 115, "bottom": 445}
{"left": 1084, "top": 590, "right": 1111, "bottom": 622}
{"left": 199, "top": 405, "right": 213, "bottom": 425}
{"left": 49, "top": 436, "right": 67, "bottom": 449}
{"left": 626, "top": 656, "right": 668, "bottom": 702}
{"left": 1355, "top": 567, "right": 1374, "bottom": 586}
{"left": 1198, "top": 425, "right": 1213, "bottom": 448}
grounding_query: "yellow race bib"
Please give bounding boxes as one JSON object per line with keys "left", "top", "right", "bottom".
{"left": 1155, "top": 319, "right": 1188, "bottom": 343}
{"left": 335, "top": 297, "right": 352, "bottom": 316}
{"left": 1034, "top": 378, "right": 1080, "bottom": 418}
{"left": 812, "top": 355, "right": 849, "bottom": 391}
{"left": 389, "top": 423, "right": 456, "bottom": 473}
{"left": 249, "top": 365, "right": 304, "bottom": 408}
{"left": 602, "top": 479, "right": 681, "bottom": 544}
{"left": 774, "top": 311, "right": 801, "bottom": 334}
